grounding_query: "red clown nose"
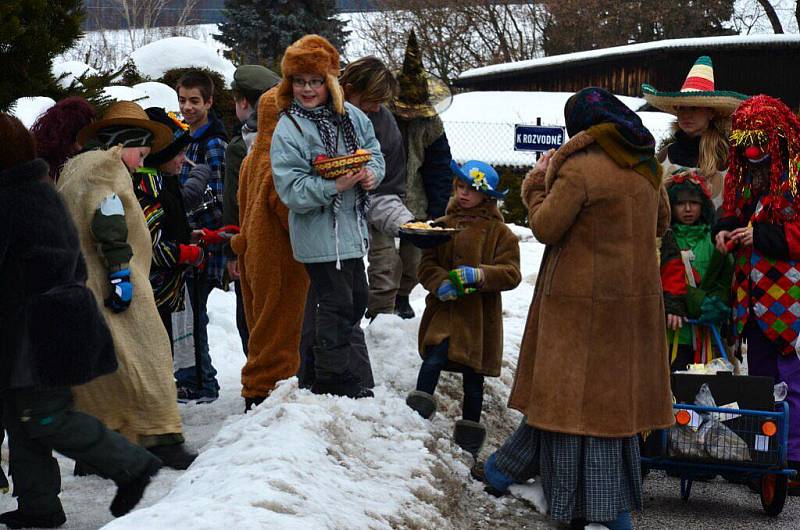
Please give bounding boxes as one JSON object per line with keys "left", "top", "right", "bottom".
{"left": 745, "top": 145, "right": 764, "bottom": 159}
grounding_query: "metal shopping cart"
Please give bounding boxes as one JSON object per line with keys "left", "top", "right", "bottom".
{"left": 642, "top": 322, "right": 797, "bottom": 516}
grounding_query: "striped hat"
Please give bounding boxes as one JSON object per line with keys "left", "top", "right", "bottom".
{"left": 642, "top": 56, "right": 747, "bottom": 117}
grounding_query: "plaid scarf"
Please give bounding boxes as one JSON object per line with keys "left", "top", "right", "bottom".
{"left": 288, "top": 101, "right": 371, "bottom": 266}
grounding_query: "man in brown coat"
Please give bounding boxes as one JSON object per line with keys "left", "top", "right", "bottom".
{"left": 484, "top": 88, "right": 673, "bottom": 528}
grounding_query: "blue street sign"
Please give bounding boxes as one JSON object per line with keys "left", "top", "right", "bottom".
{"left": 514, "top": 125, "right": 566, "bottom": 152}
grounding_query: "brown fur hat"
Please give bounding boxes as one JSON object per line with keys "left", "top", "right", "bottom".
{"left": 275, "top": 34, "right": 345, "bottom": 115}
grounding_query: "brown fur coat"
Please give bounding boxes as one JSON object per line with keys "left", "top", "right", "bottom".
{"left": 417, "top": 199, "right": 521, "bottom": 376}
{"left": 508, "top": 131, "right": 674, "bottom": 437}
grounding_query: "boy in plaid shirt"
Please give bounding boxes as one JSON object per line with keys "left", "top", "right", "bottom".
{"left": 174, "top": 71, "right": 229, "bottom": 402}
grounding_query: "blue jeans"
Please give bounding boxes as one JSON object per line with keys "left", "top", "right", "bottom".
{"left": 174, "top": 273, "right": 219, "bottom": 397}
{"left": 415, "top": 339, "right": 484, "bottom": 422}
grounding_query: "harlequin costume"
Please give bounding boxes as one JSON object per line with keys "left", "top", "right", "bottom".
{"left": 713, "top": 95, "right": 800, "bottom": 472}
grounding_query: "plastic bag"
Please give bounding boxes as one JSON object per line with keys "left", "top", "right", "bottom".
{"left": 668, "top": 384, "right": 751, "bottom": 462}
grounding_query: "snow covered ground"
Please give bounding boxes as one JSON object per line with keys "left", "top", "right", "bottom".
{"left": 0, "top": 231, "right": 553, "bottom": 529}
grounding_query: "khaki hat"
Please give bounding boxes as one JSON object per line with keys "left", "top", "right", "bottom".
{"left": 232, "top": 65, "right": 281, "bottom": 94}
{"left": 77, "top": 101, "right": 173, "bottom": 152}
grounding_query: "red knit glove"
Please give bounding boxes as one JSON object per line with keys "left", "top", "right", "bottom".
{"left": 200, "top": 225, "right": 240, "bottom": 245}
{"left": 178, "top": 244, "right": 205, "bottom": 268}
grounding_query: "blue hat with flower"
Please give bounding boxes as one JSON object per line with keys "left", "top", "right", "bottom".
{"left": 450, "top": 160, "right": 507, "bottom": 199}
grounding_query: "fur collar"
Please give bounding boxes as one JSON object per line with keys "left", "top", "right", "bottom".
{"left": 543, "top": 131, "right": 596, "bottom": 191}
{"left": 444, "top": 196, "right": 504, "bottom": 222}
{"left": 0, "top": 158, "right": 50, "bottom": 187}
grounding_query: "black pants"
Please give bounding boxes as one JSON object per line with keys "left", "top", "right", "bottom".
{"left": 3, "top": 387, "right": 156, "bottom": 515}
{"left": 415, "top": 339, "right": 485, "bottom": 422}
{"left": 158, "top": 305, "right": 174, "bottom": 355}
{"left": 234, "top": 280, "right": 249, "bottom": 357}
{"left": 303, "top": 259, "right": 370, "bottom": 382}
{"left": 671, "top": 343, "right": 694, "bottom": 372}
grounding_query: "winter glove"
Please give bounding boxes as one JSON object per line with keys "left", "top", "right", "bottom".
{"left": 178, "top": 244, "right": 205, "bottom": 268}
{"left": 436, "top": 279, "right": 460, "bottom": 302}
{"left": 449, "top": 266, "right": 483, "bottom": 296}
{"left": 105, "top": 269, "right": 133, "bottom": 313}
{"left": 199, "top": 225, "right": 240, "bottom": 245}
{"left": 697, "top": 295, "right": 729, "bottom": 325}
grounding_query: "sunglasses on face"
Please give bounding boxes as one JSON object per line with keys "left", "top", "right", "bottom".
{"left": 292, "top": 78, "right": 325, "bottom": 89}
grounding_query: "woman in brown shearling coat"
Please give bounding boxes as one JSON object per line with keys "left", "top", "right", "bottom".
{"left": 486, "top": 88, "right": 673, "bottom": 529}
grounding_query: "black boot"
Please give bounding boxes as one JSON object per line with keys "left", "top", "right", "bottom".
{"left": 453, "top": 419, "right": 487, "bottom": 458}
{"left": 405, "top": 390, "right": 436, "bottom": 419}
{"left": 0, "top": 509, "right": 66, "bottom": 529}
{"left": 110, "top": 457, "right": 162, "bottom": 517}
{"left": 394, "top": 295, "right": 415, "bottom": 319}
{"left": 147, "top": 443, "right": 197, "bottom": 471}
{"left": 244, "top": 396, "right": 266, "bottom": 412}
{"left": 311, "top": 372, "right": 374, "bottom": 399}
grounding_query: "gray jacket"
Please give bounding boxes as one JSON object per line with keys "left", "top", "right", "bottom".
{"left": 271, "top": 102, "right": 385, "bottom": 263}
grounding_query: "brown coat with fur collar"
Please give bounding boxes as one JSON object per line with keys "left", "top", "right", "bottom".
{"left": 417, "top": 200, "right": 521, "bottom": 376}
{"left": 509, "top": 131, "right": 674, "bottom": 437}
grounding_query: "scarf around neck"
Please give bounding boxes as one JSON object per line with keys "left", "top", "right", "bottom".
{"left": 586, "top": 122, "right": 662, "bottom": 189}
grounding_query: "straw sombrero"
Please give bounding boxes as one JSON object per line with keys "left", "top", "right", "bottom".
{"left": 391, "top": 30, "right": 452, "bottom": 120}
{"left": 77, "top": 101, "right": 173, "bottom": 151}
{"left": 642, "top": 56, "right": 747, "bottom": 117}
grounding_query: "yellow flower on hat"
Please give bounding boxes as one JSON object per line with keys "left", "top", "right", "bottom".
{"left": 470, "top": 167, "right": 490, "bottom": 191}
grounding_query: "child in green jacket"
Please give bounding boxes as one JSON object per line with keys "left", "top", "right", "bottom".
{"left": 660, "top": 170, "right": 733, "bottom": 371}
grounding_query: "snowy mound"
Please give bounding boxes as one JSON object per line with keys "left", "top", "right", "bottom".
{"left": 104, "top": 379, "right": 450, "bottom": 529}
{"left": 130, "top": 37, "right": 236, "bottom": 86}
{"left": 441, "top": 91, "right": 674, "bottom": 167}
{"left": 101, "top": 86, "right": 148, "bottom": 104}
{"left": 133, "top": 82, "right": 180, "bottom": 112}
{"left": 52, "top": 60, "right": 98, "bottom": 89}
{"left": 10, "top": 97, "right": 56, "bottom": 128}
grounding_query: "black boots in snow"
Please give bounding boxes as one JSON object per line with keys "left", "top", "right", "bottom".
{"left": 394, "top": 295, "right": 415, "bottom": 319}
{"left": 110, "top": 457, "right": 162, "bottom": 517}
{"left": 147, "top": 443, "right": 197, "bottom": 470}
{"left": 311, "top": 372, "right": 374, "bottom": 399}
{"left": 0, "top": 509, "right": 67, "bottom": 529}
{"left": 454, "top": 419, "right": 487, "bottom": 458}
{"left": 406, "top": 390, "right": 436, "bottom": 419}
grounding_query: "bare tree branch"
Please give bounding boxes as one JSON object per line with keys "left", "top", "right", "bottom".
{"left": 755, "top": 0, "right": 785, "bottom": 32}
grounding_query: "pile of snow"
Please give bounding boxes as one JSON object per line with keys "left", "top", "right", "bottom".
{"left": 441, "top": 91, "right": 674, "bottom": 167}
{"left": 130, "top": 37, "right": 236, "bottom": 86}
{"left": 133, "top": 82, "right": 180, "bottom": 112}
{"left": 52, "top": 60, "right": 99, "bottom": 89}
{"left": 10, "top": 97, "right": 56, "bottom": 128}
{"left": 101, "top": 85, "right": 148, "bottom": 104}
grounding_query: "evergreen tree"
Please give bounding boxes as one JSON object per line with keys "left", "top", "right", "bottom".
{"left": 215, "top": 0, "right": 349, "bottom": 71}
{"left": 0, "top": 0, "right": 84, "bottom": 112}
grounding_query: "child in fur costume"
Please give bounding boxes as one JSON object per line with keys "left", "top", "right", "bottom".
{"left": 233, "top": 86, "right": 310, "bottom": 411}
{"left": 406, "top": 160, "right": 521, "bottom": 458}
{"left": 714, "top": 95, "right": 800, "bottom": 492}
{"left": 660, "top": 170, "right": 733, "bottom": 371}
{"left": 271, "top": 35, "right": 385, "bottom": 399}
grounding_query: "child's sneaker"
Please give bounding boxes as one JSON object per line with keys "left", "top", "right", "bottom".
{"left": 406, "top": 390, "right": 436, "bottom": 419}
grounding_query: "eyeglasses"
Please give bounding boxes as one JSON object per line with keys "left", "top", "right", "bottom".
{"left": 292, "top": 78, "right": 325, "bottom": 89}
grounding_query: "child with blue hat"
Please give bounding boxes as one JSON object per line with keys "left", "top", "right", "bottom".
{"left": 406, "top": 159, "right": 520, "bottom": 461}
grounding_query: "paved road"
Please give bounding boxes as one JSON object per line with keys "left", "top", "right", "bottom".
{"left": 636, "top": 470, "right": 799, "bottom": 529}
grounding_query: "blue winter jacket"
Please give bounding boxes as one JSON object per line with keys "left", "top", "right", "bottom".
{"left": 271, "top": 101, "right": 385, "bottom": 263}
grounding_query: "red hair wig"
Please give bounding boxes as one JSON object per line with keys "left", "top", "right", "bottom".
{"left": 0, "top": 113, "right": 37, "bottom": 172}
{"left": 30, "top": 96, "right": 96, "bottom": 182}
